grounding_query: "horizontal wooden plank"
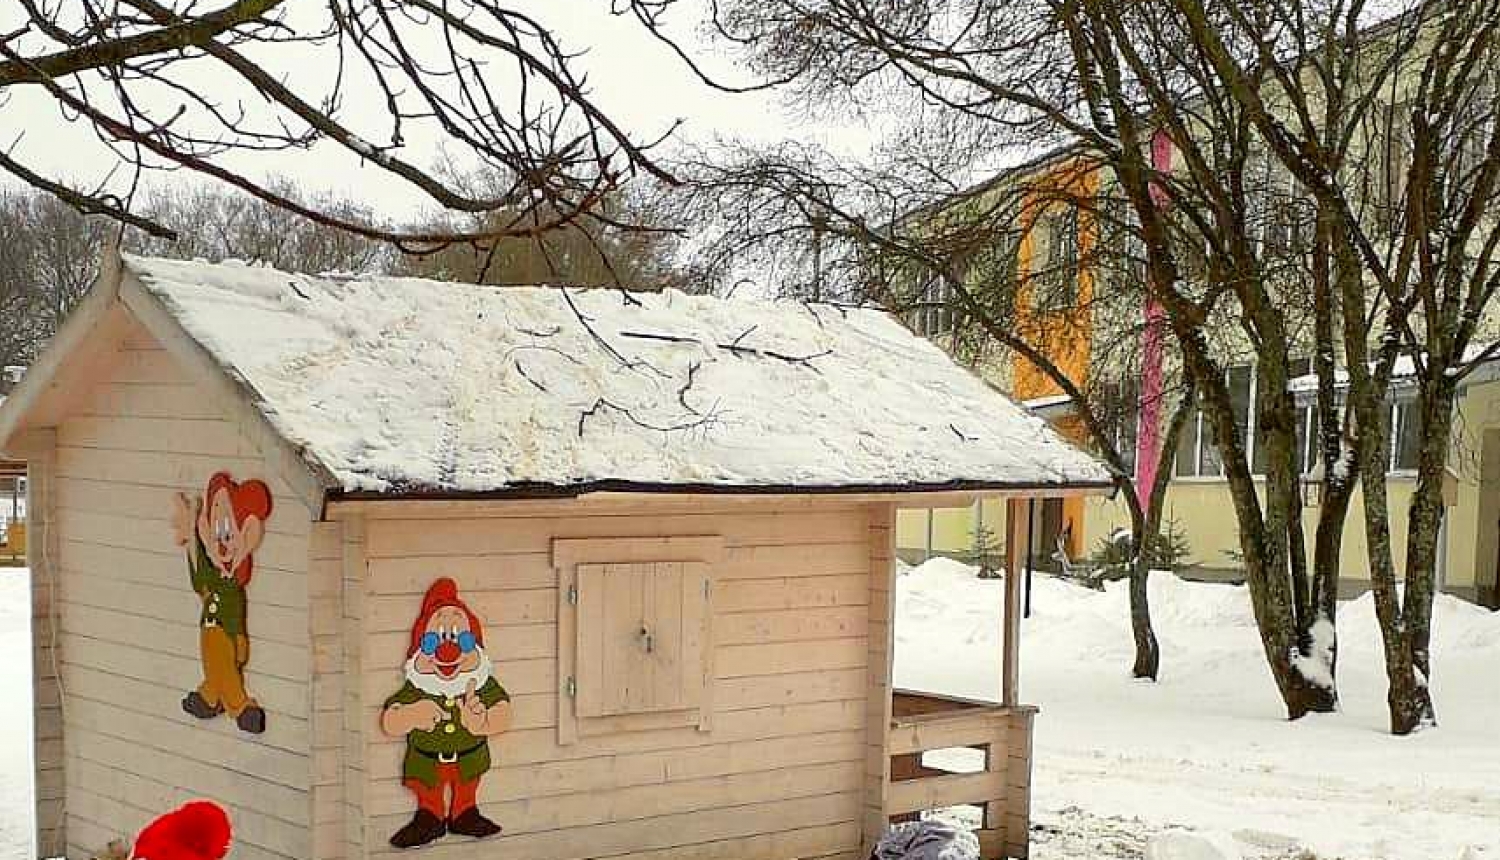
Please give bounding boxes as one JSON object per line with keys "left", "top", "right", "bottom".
{"left": 60, "top": 571, "right": 310, "bottom": 649}
{"left": 64, "top": 695, "right": 311, "bottom": 792}
{"left": 368, "top": 760, "right": 860, "bottom": 835}
{"left": 55, "top": 475, "right": 310, "bottom": 539}
{"left": 886, "top": 770, "right": 1008, "bottom": 816}
{"left": 364, "top": 588, "right": 555, "bottom": 632}
{"left": 367, "top": 510, "right": 867, "bottom": 559}
{"left": 68, "top": 732, "right": 310, "bottom": 825}
{"left": 60, "top": 539, "right": 308, "bottom": 609}
{"left": 378, "top": 701, "right": 866, "bottom": 779}
{"left": 717, "top": 637, "right": 867, "bottom": 678}
{"left": 592, "top": 822, "right": 859, "bottom": 860}
{"left": 55, "top": 506, "right": 308, "bottom": 571}
{"left": 717, "top": 574, "right": 869, "bottom": 613}
{"left": 361, "top": 657, "right": 553, "bottom": 705}
{"left": 79, "top": 381, "right": 228, "bottom": 421}
{"left": 60, "top": 632, "right": 309, "bottom": 716}
{"left": 367, "top": 553, "right": 558, "bottom": 594}
{"left": 717, "top": 541, "right": 870, "bottom": 579}
{"left": 63, "top": 663, "right": 308, "bottom": 751}
{"left": 365, "top": 790, "right": 861, "bottom": 860}
{"left": 69, "top": 784, "right": 309, "bottom": 859}
{"left": 888, "top": 712, "right": 1010, "bottom": 756}
{"left": 716, "top": 667, "right": 868, "bottom": 710}
{"left": 366, "top": 621, "right": 555, "bottom": 666}
{"left": 60, "top": 601, "right": 309, "bottom": 682}
{"left": 717, "top": 606, "right": 870, "bottom": 645}
{"left": 100, "top": 347, "right": 190, "bottom": 385}
{"left": 59, "top": 415, "right": 258, "bottom": 461}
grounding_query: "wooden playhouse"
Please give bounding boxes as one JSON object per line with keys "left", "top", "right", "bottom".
{"left": 0, "top": 252, "right": 1111, "bottom": 860}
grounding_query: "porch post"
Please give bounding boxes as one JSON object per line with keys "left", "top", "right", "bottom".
{"left": 1002, "top": 498, "right": 1029, "bottom": 707}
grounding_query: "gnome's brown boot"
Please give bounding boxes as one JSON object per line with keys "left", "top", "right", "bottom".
{"left": 236, "top": 705, "right": 266, "bottom": 734}
{"left": 182, "top": 692, "right": 222, "bottom": 719}
{"left": 390, "top": 810, "right": 446, "bottom": 849}
{"left": 447, "top": 808, "right": 501, "bottom": 839}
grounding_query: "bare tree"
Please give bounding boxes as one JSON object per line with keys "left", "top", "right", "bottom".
{"left": 1, "top": 0, "right": 678, "bottom": 248}
{"left": 647, "top": 0, "right": 1406, "bottom": 717}
{"left": 659, "top": 0, "right": 1499, "bottom": 731}
{"left": 397, "top": 174, "right": 686, "bottom": 289}
{"left": 0, "top": 188, "right": 111, "bottom": 368}
{"left": 138, "top": 178, "right": 389, "bottom": 273}
{"left": 670, "top": 145, "right": 1202, "bottom": 680}
{"left": 0, "top": 181, "right": 392, "bottom": 373}
{"left": 1178, "top": 0, "right": 1500, "bottom": 732}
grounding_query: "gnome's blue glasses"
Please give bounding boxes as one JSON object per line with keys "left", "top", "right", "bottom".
{"left": 420, "top": 630, "right": 477, "bottom": 655}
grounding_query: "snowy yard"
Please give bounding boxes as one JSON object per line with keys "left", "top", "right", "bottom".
{"left": 0, "top": 563, "right": 1496, "bottom": 860}
{"left": 896, "top": 558, "right": 1500, "bottom": 860}
{"left": 0, "top": 570, "right": 32, "bottom": 860}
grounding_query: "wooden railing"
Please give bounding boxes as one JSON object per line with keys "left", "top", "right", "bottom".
{"left": 886, "top": 691, "right": 1034, "bottom": 859}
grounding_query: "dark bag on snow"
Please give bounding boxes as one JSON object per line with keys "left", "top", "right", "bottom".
{"left": 870, "top": 820, "right": 980, "bottom": 860}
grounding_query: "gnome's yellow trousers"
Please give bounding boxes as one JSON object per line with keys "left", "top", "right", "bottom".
{"left": 199, "top": 626, "right": 256, "bottom": 716}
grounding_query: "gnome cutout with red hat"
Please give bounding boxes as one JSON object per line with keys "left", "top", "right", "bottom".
{"left": 130, "top": 801, "right": 233, "bottom": 860}
{"left": 381, "top": 577, "right": 512, "bottom": 849}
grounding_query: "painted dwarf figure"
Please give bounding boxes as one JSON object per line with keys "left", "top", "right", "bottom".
{"left": 381, "top": 577, "right": 511, "bottom": 849}
{"left": 171, "top": 472, "right": 273, "bottom": 734}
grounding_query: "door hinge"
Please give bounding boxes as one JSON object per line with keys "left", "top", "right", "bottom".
{"left": 567, "top": 583, "right": 578, "bottom": 605}
{"left": 704, "top": 579, "right": 711, "bottom": 599}
{"left": 565, "top": 676, "right": 577, "bottom": 698}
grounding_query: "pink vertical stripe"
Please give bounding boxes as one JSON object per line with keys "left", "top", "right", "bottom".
{"left": 1134, "top": 131, "right": 1172, "bottom": 512}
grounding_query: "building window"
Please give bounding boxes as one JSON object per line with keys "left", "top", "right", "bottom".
{"left": 1036, "top": 205, "right": 1080, "bottom": 312}
{"left": 911, "top": 275, "right": 953, "bottom": 338}
{"left": 1099, "top": 379, "right": 1139, "bottom": 474}
{"left": 1390, "top": 399, "right": 1421, "bottom": 473}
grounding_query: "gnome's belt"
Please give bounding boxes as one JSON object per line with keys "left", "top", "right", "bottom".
{"left": 413, "top": 743, "right": 485, "bottom": 764}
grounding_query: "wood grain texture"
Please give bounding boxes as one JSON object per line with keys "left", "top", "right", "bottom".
{"left": 40, "top": 325, "right": 316, "bottom": 860}
{"left": 359, "top": 502, "right": 877, "bottom": 860}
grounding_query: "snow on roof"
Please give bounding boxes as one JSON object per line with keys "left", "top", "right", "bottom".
{"left": 1287, "top": 342, "right": 1499, "bottom": 394}
{"left": 124, "top": 254, "right": 1113, "bottom": 496}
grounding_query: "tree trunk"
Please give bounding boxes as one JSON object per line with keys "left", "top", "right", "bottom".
{"left": 1392, "top": 381, "right": 1456, "bottom": 730}
{"left": 1126, "top": 383, "right": 1198, "bottom": 681}
{"left": 1127, "top": 554, "right": 1160, "bottom": 680}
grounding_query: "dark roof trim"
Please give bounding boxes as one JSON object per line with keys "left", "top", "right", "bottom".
{"left": 326, "top": 476, "right": 1116, "bottom": 506}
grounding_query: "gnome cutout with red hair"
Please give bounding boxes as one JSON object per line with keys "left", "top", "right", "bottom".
{"left": 380, "top": 577, "right": 512, "bottom": 849}
{"left": 131, "top": 801, "right": 232, "bottom": 860}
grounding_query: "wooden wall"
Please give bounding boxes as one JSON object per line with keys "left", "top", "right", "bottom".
{"left": 344, "top": 500, "right": 888, "bottom": 860}
{"left": 46, "top": 323, "right": 315, "bottom": 860}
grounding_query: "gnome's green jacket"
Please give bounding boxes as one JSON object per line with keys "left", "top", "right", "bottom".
{"left": 384, "top": 678, "right": 509, "bottom": 786}
{"left": 187, "top": 536, "right": 247, "bottom": 638}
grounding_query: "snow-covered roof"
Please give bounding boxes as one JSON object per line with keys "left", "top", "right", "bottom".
{"left": 121, "top": 254, "right": 1112, "bottom": 497}
{"left": 1287, "top": 343, "right": 1499, "bottom": 395}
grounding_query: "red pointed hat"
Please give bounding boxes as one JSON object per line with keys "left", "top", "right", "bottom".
{"left": 408, "top": 577, "right": 484, "bottom": 657}
{"left": 132, "top": 801, "right": 232, "bottom": 860}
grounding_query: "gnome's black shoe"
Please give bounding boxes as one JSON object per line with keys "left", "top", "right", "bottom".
{"left": 390, "top": 810, "right": 446, "bottom": 849}
{"left": 181, "top": 692, "right": 222, "bottom": 719}
{"left": 447, "top": 808, "right": 502, "bottom": 839}
{"left": 236, "top": 705, "right": 267, "bottom": 734}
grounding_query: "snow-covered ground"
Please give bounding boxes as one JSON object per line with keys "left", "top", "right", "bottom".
{"left": 0, "top": 570, "right": 33, "bottom": 860}
{"left": 896, "top": 557, "right": 1500, "bottom": 860}
{"left": 1, "top": 564, "right": 1495, "bottom": 859}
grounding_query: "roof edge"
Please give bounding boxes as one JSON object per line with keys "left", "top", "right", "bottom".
{"left": 327, "top": 476, "right": 1117, "bottom": 505}
{"left": 0, "top": 241, "right": 126, "bottom": 456}
{"left": 116, "top": 260, "right": 338, "bottom": 514}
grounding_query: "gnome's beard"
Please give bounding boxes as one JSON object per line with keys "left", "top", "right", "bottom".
{"left": 405, "top": 650, "right": 494, "bottom": 699}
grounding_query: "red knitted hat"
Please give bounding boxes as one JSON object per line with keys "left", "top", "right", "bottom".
{"left": 132, "top": 801, "right": 232, "bottom": 860}
{"left": 408, "top": 577, "right": 484, "bottom": 657}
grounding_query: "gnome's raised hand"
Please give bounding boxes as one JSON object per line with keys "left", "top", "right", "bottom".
{"left": 458, "top": 679, "right": 488, "bottom": 734}
{"left": 171, "top": 493, "right": 198, "bottom": 548}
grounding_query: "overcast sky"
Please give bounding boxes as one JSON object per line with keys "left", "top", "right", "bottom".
{"left": 3, "top": 1, "right": 884, "bottom": 219}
